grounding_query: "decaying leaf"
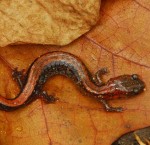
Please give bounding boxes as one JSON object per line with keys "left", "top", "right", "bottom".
{"left": 0, "top": 1, "right": 150, "bottom": 145}
{"left": 0, "top": 0, "right": 100, "bottom": 47}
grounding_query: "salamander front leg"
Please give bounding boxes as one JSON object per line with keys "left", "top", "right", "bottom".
{"left": 99, "top": 97, "right": 124, "bottom": 112}
{"left": 40, "top": 91, "right": 58, "bottom": 103}
{"left": 93, "top": 67, "right": 108, "bottom": 86}
{"left": 12, "top": 68, "right": 26, "bottom": 89}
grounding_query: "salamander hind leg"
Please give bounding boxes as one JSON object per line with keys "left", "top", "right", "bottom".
{"left": 92, "top": 67, "right": 108, "bottom": 86}
{"left": 99, "top": 97, "right": 124, "bottom": 112}
{"left": 12, "top": 68, "right": 26, "bottom": 89}
{"left": 40, "top": 91, "right": 58, "bottom": 103}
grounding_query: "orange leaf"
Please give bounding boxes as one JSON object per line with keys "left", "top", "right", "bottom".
{"left": 0, "top": 1, "right": 150, "bottom": 145}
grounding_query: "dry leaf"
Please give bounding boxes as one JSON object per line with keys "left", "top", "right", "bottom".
{"left": 0, "top": 0, "right": 100, "bottom": 47}
{"left": 0, "top": 0, "right": 150, "bottom": 145}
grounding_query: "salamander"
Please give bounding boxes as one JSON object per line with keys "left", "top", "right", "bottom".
{"left": 0, "top": 51, "right": 145, "bottom": 112}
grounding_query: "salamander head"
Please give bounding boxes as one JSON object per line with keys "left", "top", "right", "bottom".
{"left": 106, "top": 74, "right": 145, "bottom": 96}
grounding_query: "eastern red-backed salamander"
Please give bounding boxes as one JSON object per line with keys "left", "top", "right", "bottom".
{"left": 0, "top": 51, "right": 145, "bottom": 112}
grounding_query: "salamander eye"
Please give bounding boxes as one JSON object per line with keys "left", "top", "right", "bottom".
{"left": 133, "top": 88, "right": 139, "bottom": 94}
{"left": 131, "top": 74, "right": 138, "bottom": 80}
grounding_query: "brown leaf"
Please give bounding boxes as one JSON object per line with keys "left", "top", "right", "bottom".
{"left": 0, "top": 0, "right": 100, "bottom": 47}
{"left": 0, "top": 0, "right": 150, "bottom": 145}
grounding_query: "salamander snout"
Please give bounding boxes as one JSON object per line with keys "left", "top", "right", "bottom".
{"left": 129, "top": 74, "right": 145, "bottom": 95}
{"left": 107, "top": 74, "right": 145, "bottom": 96}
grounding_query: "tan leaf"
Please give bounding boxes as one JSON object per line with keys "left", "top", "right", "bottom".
{"left": 0, "top": 0, "right": 100, "bottom": 47}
